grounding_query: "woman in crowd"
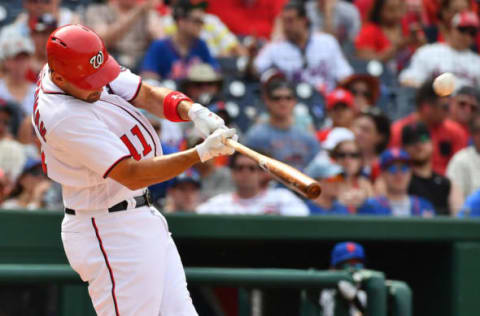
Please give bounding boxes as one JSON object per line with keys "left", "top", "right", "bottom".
{"left": 0, "top": 29, "right": 36, "bottom": 117}
{"left": 352, "top": 108, "right": 391, "bottom": 182}
{"left": 355, "top": 0, "right": 425, "bottom": 71}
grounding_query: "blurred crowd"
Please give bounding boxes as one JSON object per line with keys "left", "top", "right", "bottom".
{"left": 1, "top": 0, "right": 480, "bottom": 218}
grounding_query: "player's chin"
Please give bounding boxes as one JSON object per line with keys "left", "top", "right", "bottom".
{"left": 85, "top": 92, "right": 101, "bottom": 103}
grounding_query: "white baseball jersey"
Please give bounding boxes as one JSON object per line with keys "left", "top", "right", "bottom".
{"left": 32, "top": 65, "right": 161, "bottom": 211}
{"left": 254, "top": 32, "right": 353, "bottom": 93}
{"left": 399, "top": 43, "right": 480, "bottom": 88}
{"left": 196, "top": 188, "right": 309, "bottom": 216}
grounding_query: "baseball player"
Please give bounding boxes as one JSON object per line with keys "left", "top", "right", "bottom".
{"left": 32, "top": 24, "right": 237, "bottom": 315}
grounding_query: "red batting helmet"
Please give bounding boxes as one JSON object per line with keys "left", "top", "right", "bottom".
{"left": 46, "top": 24, "right": 120, "bottom": 90}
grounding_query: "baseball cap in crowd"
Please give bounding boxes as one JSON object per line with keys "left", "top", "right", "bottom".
{"left": 339, "top": 74, "right": 380, "bottom": 106}
{"left": 401, "top": 122, "right": 431, "bottom": 146}
{"left": 330, "top": 242, "right": 365, "bottom": 267}
{"left": 186, "top": 63, "right": 222, "bottom": 83}
{"left": 173, "top": 0, "right": 208, "bottom": 19}
{"left": 171, "top": 170, "right": 201, "bottom": 188}
{"left": 452, "top": 11, "right": 480, "bottom": 29}
{"left": 21, "top": 158, "right": 43, "bottom": 176}
{"left": 28, "top": 14, "right": 58, "bottom": 33}
{"left": 322, "top": 127, "right": 355, "bottom": 151}
{"left": 305, "top": 158, "right": 344, "bottom": 180}
{"left": 326, "top": 88, "right": 354, "bottom": 110}
{"left": 379, "top": 148, "right": 411, "bottom": 170}
{"left": 0, "top": 28, "right": 34, "bottom": 61}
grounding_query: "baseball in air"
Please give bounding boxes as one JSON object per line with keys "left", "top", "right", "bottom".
{"left": 433, "top": 73, "right": 456, "bottom": 96}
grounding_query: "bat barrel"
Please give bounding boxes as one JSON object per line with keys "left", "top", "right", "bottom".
{"left": 306, "top": 182, "right": 322, "bottom": 199}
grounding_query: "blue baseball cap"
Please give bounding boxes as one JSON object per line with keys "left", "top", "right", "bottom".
{"left": 331, "top": 242, "right": 365, "bottom": 267}
{"left": 379, "top": 148, "right": 410, "bottom": 170}
{"left": 171, "top": 170, "right": 201, "bottom": 188}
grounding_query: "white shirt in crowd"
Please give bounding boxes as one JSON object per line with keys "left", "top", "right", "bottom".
{"left": 446, "top": 146, "right": 480, "bottom": 199}
{"left": 254, "top": 32, "right": 353, "bottom": 93}
{"left": 196, "top": 188, "right": 309, "bottom": 216}
{"left": 399, "top": 43, "right": 480, "bottom": 88}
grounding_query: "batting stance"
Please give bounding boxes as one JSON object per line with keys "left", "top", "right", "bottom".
{"left": 32, "top": 24, "right": 237, "bottom": 315}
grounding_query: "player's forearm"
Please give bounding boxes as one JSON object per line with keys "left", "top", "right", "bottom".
{"left": 132, "top": 83, "right": 193, "bottom": 120}
{"left": 108, "top": 149, "right": 201, "bottom": 190}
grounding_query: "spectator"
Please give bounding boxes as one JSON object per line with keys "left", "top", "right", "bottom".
{"left": 318, "top": 242, "right": 367, "bottom": 316}
{"left": 14, "top": 0, "right": 81, "bottom": 34}
{"left": 164, "top": 171, "right": 201, "bottom": 213}
{"left": 28, "top": 14, "right": 58, "bottom": 79}
{"left": 317, "top": 88, "right": 357, "bottom": 142}
{"left": 354, "top": 0, "right": 425, "bottom": 71}
{"left": 339, "top": 74, "right": 380, "bottom": 111}
{"left": 399, "top": 11, "right": 480, "bottom": 88}
{"left": 180, "top": 63, "right": 223, "bottom": 106}
{"left": 0, "top": 28, "right": 36, "bottom": 116}
{"left": 187, "top": 132, "right": 234, "bottom": 201}
{"left": 163, "top": 0, "right": 245, "bottom": 57}
{"left": 328, "top": 129, "right": 374, "bottom": 212}
{"left": 424, "top": 0, "right": 472, "bottom": 44}
{"left": 358, "top": 149, "right": 436, "bottom": 217}
{"left": 304, "top": 158, "right": 350, "bottom": 215}
{"left": 390, "top": 78, "right": 468, "bottom": 175}
{"left": 0, "top": 103, "right": 27, "bottom": 185}
{"left": 205, "top": 0, "right": 288, "bottom": 40}
{"left": 254, "top": 1, "right": 353, "bottom": 93}
{"left": 352, "top": 108, "right": 391, "bottom": 182}
{"left": 141, "top": 0, "right": 218, "bottom": 80}
{"left": 245, "top": 79, "right": 319, "bottom": 171}
{"left": 305, "top": 0, "right": 361, "bottom": 46}
{"left": 85, "top": 0, "right": 163, "bottom": 70}
{"left": 196, "top": 152, "right": 309, "bottom": 215}
{"left": 447, "top": 113, "right": 480, "bottom": 199}
{"left": 1, "top": 159, "right": 52, "bottom": 210}
{"left": 448, "top": 86, "right": 480, "bottom": 137}
{"left": 458, "top": 188, "right": 480, "bottom": 217}
{"left": 402, "top": 122, "right": 464, "bottom": 215}
{"left": 0, "top": 168, "right": 12, "bottom": 205}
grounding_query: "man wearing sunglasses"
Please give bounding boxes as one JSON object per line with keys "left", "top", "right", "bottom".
{"left": 390, "top": 78, "right": 468, "bottom": 175}
{"left": 400, "top": 11, "right": 480, "bottom": 88}
{"left": 448, "top": 85, "right": 480, "bottom": 137}
{"left": 141, "top": 0, "right": 219, "bottom": 80}
{"left": 196, "top": 152, "right": 309, "bottom": 215}
{"left": 358, "top": 149, "right": 435, "bottom": 217}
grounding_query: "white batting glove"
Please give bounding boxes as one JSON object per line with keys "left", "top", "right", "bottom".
{"left": 188, "top": 103, "right": 226, "bottom": 138}
{"left": 195, "top": 128, "right": 237, "bottom": 162}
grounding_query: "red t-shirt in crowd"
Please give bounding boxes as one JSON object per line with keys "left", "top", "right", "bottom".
{"left": 390, "top": 113, "right": 469, "bottom": 175}
{"left": 206, "top": 0, "right": 288, "bottom": 39}
{"left": 355, "top": 22, "right": 409, "bottom": 53}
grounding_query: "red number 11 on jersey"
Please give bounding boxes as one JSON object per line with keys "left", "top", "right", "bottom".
{"left": 120, "top": 125, "right": 152, "bottom": 161}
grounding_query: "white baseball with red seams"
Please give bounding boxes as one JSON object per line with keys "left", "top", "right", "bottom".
{"left": 32, "top": 65, "right": 198, "bottom": 315}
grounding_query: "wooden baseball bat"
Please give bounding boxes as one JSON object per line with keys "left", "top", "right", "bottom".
{"left": 224, "top": 138, "right": 322, "bottom": 199}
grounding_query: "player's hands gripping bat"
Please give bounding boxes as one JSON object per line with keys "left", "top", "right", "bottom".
{"left": 188, "top": 103, "right": 226, "bottom": 138}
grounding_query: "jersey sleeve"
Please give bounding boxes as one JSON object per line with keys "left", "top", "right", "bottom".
{"left": 47, "top": 113, "right": 132, "bottom": 178}
{"left": 254, "top": 43, "right": 275, "bottom": 74}
{"left": 398, "top": 46, "right": 430, "bottom": 85}
{"left": 108, "top": 67, "right": 142, "bottom": 102}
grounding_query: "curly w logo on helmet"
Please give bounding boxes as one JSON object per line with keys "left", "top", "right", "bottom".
{"left": 89, "top": 50, "right": 104, "bottom": 69}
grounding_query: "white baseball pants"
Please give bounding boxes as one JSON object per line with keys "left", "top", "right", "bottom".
{"left": 61, "top": 206, "right": 198, "bottom": 316}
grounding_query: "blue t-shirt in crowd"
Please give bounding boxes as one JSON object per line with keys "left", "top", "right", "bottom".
{"left": 307, "top": 200, "right": 350, "bottom": 215}
{"left": 245, "top": 123, "right": 320, "bottom": 171}
{"left": 141, "top": 37, "right": 218, "bottom": 80}
{"left": 357, "top": 196, "right": 436, "bottom": 217}
{"left": 458, "top": 189, "right": 480, "bottom": 217}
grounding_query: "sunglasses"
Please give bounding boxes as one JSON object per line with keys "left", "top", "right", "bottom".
{"left": 232, "top": 164, "right": 259, "bottom": 172}
{"left": 270, "top": 95, "right": 294, "bottom": 101}
{"left": 350, "top": 89, "right": 372, "bottom": 98}
{"left": 26, "top": 0, "right": 51, "bottom": 3}
{"left": 458, "top": 100, "right": 478, "bottom": 111}
{"left": 386, "top": 164, "right": 410, "bottom": 174}
{"left": 187, "top": 17, "right": 204, "bottom": 25}
{"left": 334, "top": 151, "right": 361, "bottom": 159}
{"left": 457, "top": 26, "right": 478, "bottom": 37}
